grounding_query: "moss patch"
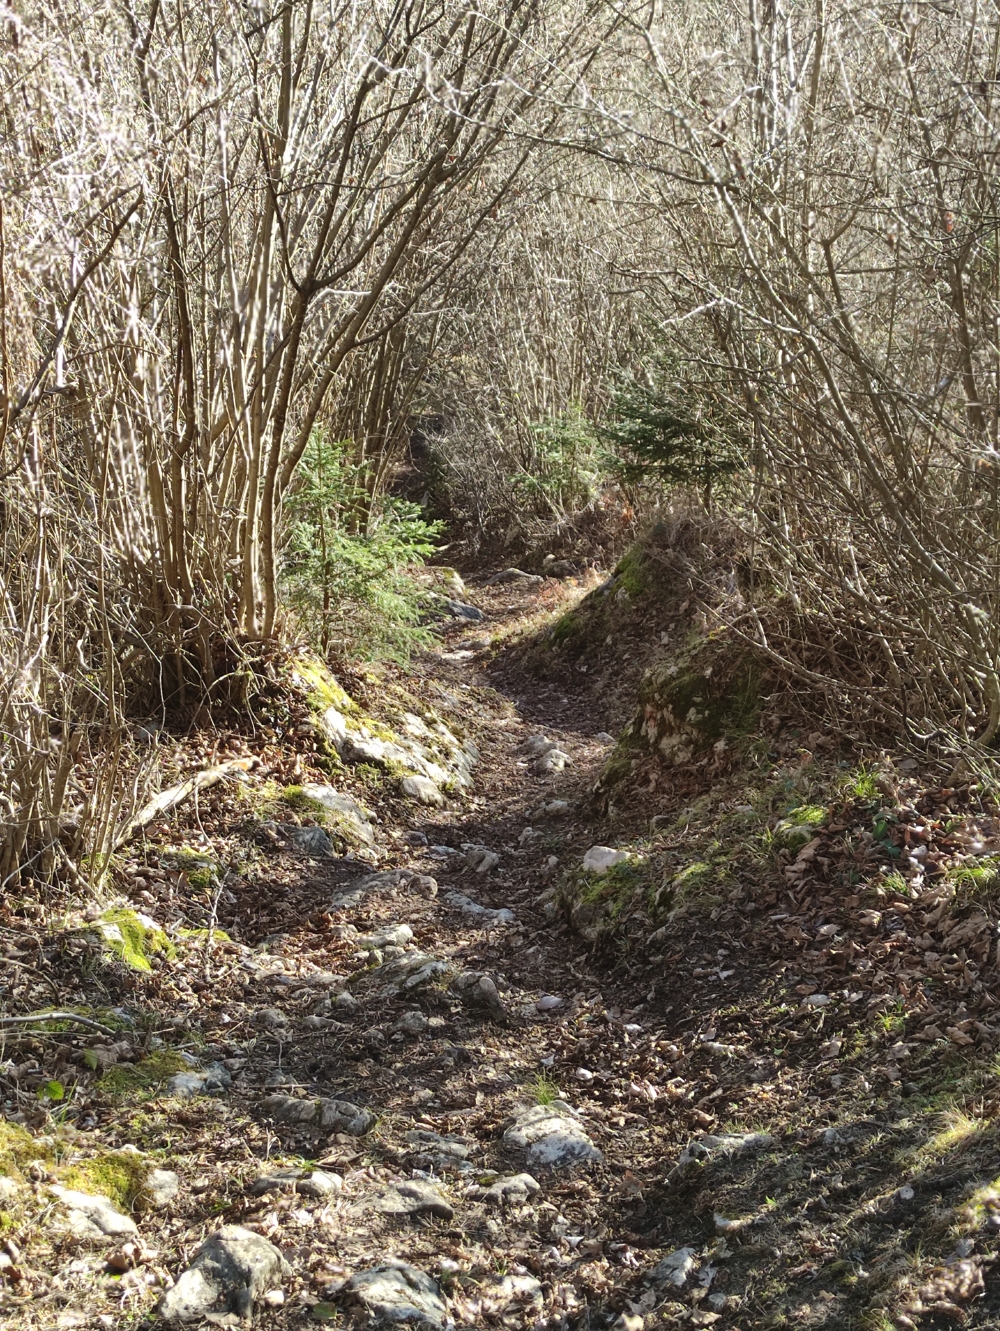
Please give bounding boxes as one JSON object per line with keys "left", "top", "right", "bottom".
{"left": 770, "top": 804, "right": 827, "bottom": 852}
{"left": 280, "top": 785, "right": 331, "bottom": 817}
{"left": 561, "top": 857, "right": 651, "bottom": 940}
{"left": 176, "top": 926, "right": 232, "bottom": 944}
{"left": 292, "top": 657, "right": 358, "bottom": 716}
{"left": 0, "top": 1122, "right": 49, "bottom": 1178}
{"left": 94, "top": 907, "right": 176, "bottom": 973}
{"left": 638, "top": 651, "right": 760, "bottom": 765}
{"left": 161, "top": 847, "right": 219, "bottom": 891}
{"left": 59, "top": 1150, "right": 149, "bottom": 1210}
{"left": 100, "top": 1049, "right": 191, "bottom": 1099}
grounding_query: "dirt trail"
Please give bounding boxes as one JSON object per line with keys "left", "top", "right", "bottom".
{"left": 3, "top": 579, "right": 1000, "bottom": 1330}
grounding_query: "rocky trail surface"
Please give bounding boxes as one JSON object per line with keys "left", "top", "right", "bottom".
{"left": 3, "top": 575, "right": 1000, "bottom": 1330}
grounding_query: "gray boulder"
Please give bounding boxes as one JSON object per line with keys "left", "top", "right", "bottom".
{"left": 158, "top": 1225, "right": 290, "bottom": 1323}
{"left": 249, "top": 1166, "right": 342, "bottom": 1198}
{"left": 286, "top": 825, "right": 334, "bottom": 856}
{"left": 50, "top": 1186, "right": 138, "bottom": 1242}
{"left": 405, "top": 1130, "right": 475, "bottom": 1173}
{"left": 481, "top": 1173, "right": 540, "bottom": 1207}
{"left": 401, "top": 775, "right": 445, "bottom": 807}
{"left": 450, "top": 970, "right": 508, "bottom": 1022}
{"left": 488, "top": 569, "right": 544, "bottom": 586}
{"left": 374, "top": 1179, "right": 454, "bottom": 1220}
{"left": 165, "top": 1061, "right": 232, "bottom": 1098}
{"left": 261, "top": 1094, "right": 375, "bottom": 1135}
{"left": 444, "top": 599, "right": 485, "bottom": 621}
{"left": 445, "top": 891, "right": 515, "bottom": 926}
{"left": 374, "top": 953, "right": 454, "bottom": 995}
{"left": 341, "top": 1262, "right": 446, "bottom": 1327}
{"left": 503, "top": 1102, "right": 602, "bottom": 1169}
{"left": 144, "top": 1168, "right": 180, "bottom": 1208}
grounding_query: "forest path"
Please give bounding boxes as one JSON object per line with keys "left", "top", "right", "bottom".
{"left": 3, "top": 576, "right": 999, "bottom": 1330}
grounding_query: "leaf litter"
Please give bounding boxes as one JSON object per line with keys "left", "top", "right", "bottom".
{"left": 2, "top": 579, "right": 1000, "bottom": 1326}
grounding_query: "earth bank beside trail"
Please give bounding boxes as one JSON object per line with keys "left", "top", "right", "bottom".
{"left": 2, "top": 569, "right": 1000, "bottom": 1331}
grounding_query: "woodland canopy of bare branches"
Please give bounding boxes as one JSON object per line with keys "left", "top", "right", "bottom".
{"left": 2, "top": 0, "right": 1000, "bottom": 884}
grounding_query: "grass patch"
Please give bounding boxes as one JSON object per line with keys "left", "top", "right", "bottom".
{"left": 921, "top": 1107, "right": 987, "bottom": 1159}
{"left": 947, "top": 856, "right": 1000, "bottom": 904}
{"left": 532, "top": 1073, "right": 560, "bottom": 1105}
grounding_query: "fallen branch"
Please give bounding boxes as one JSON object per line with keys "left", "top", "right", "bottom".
{"left": 0, "top": 1011, "right": 117, "bottom": 1036}
{"left": 113, "top": 758, "right": 255, "bottom": 849}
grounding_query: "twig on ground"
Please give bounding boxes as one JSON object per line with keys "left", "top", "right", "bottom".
{"left": 0, "top": 1011, "right": 117, "bottom": 1036}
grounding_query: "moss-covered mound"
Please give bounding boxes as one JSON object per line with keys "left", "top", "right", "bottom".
{"left": 92, "top": 907, "right": 177, "bottom": 973}
{"left": 634, "top": 636, "right": 761, "bottom": 767}
{"left": 290, "top": 655, "right": 478, "bottom": 806}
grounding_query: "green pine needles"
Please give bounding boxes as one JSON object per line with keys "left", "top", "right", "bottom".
{"left": 282, "top": 432, "right": 442, "bottom": 662}
{"left": 600, "top": 372, "right": 745, "bottom": 505}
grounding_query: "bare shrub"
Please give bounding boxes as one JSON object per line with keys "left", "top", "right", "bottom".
{"left": 606, "top": 0, "right": 1000, "bottom": 746}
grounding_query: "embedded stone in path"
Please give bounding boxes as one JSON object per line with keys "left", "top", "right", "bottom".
{"left": 286, "top": 825, "right": 335, "bottom": 856}
{"left": 297, "top": 783, "right": 376, "bottom": 846}
{"left": 158, "top": 1225, "right": 290, "bottom": 1323}
{"left": 518, "top": 735, "right": 558, "bottom": 757}
{"left": 451, "top": 970, "right": 508, "bottom": 1022}
{"left": 374, "top": 1178, "right": 454, "bottom": 1219}
{"left": 405, "top": 1129, "right": 475, "bottom": 1173}
{"left": 462, "top": 845, "right": 501, "bottom": 874}
{"left": 534, "top": 747, "right": 570, "bottom": 774}
{"left": 357, "top": 922, "right": 414, "bottom": 948}
{"left": 480, "top": 1273, "right": 544, "bottom": 1313}
{"left": 445, "top": 891, "right": 515, "bottom": 925}
{"left": 487, "top": 568, "right": 544, "bottom": 585}
{"left": 249, "top": 1166, "right": 342, "bottom": 1198}
{"left": 144, "top": 1168, "right": 180, "bottom": 1208}
{"left": 480, "top": 1173, "right": 541, "bottom": 1207}
{"left": 503, "top": 1102, "right": 602, "bottom": 1168}
{"left": 582, "top": 845, "right": 630, "bottom": 874}
{"left": 50, "top": 1186, "right": 139, "bottom": 1242}
{"left": 340, "top": 1262, "right": 446, "bottom": 1328}
{"left": 444, "top": 599, "right": 484, "bottom": 621}
{"left": 374, "top": 952, "right": 455, "bottom": 995}
{"left": 672, "top": 1130, "right": 775, "bottom": 1179}
{"left": 401, "top": 775, "right": 445, "bottom": 807}
{"left": 165, "top": 1060, "right": 232, "bottom": 1098}
{"left": 646, "top": 1246, "right": 698, "bottom": 1289}
{"left": 261, "top": 1094, "right": 375, "bottom": 1135}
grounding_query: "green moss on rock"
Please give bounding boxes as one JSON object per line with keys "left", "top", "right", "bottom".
{"left": 280, "top": 785, "right": 332, "bottom": 817}
{"left": 100, "top": 1049, "right": 191, "bottom": 1099}
{"left": 94, "top": 908, "right": 176, "bottom": 973}
{"left": 59, "top": 1151, "right": 149, "bottom": 1210}
{"left": 770, "top": 804, "right": 827, "bottom": 851}
{"left": 0, "top": 1122, "right": 49, "bottom": 1178}
{"left": 292, "top": 658, "right": 358, "bottom": 716}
